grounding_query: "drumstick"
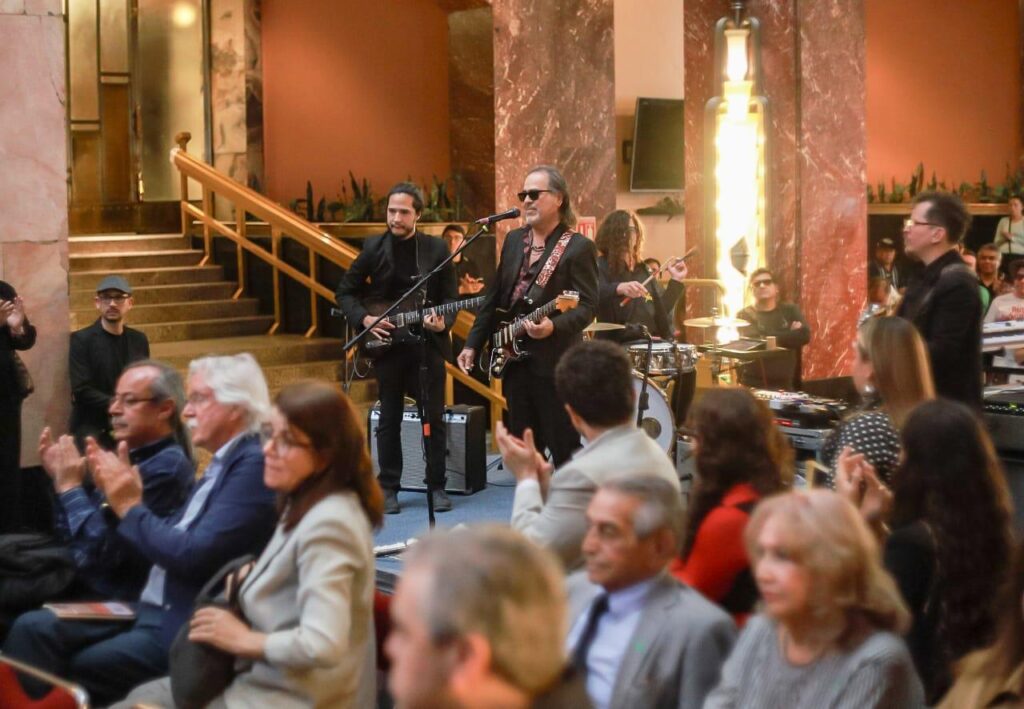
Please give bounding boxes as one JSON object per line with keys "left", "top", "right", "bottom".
{"left": 620, "top": 247, "right": 698, "bottom": 306}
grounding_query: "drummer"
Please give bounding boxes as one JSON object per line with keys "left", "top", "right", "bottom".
{"left": 594, "top": 209, "right": 688, "bottom": 342}
{"left": 737, "top": 267, "right": 811, "bottom": 389}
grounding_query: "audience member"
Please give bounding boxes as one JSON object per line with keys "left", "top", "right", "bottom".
{"left": 3, "top": 353, "right": 278, "bottom": 706}
{"left": 0, "top": 280, "right": 36, "bottom": 534}
{"left": 568, "top": 476, "right": 735, "bottom": 708}
{"left": 985, "top": 259, "right": 1024, "bottom": 323}
{"left": 38, "top": 360, "right": 194, "bottom": 600}
{"left": 840, "top": 399, "right": 1014, "bottom": 703}
{"left": 869, "top": 237, "right": 903, "bottom": 292}
{"left": 897, "top": 191, "right": 983, "bottom": 407}
{"left": 977, "top": 243, "right": 1006, "bottom": 309}
{"left": 705, "top": 490, "right": 924, "bottom": 708}
{"left": 737, "top": 268, "right": 810, "bottom": 389}
{"left": 496, "top": 340, "right": 679, "bottom": 570}
{"left": 70, "top": 275, "right": 150, "bottom": 448}
{"left": 668, "top": 387, "right": 789, "bottom": 625}
{"left": 995, "top": 195, "right": 1024, "bottom": 263}
{"left": 386, "top": 525, "right": 590, "bottom": 709}
{"left": 937, "top": 538, "right": 1024, "bottom": 708}
{"left": 820, "top": 317, "right": 934, "bottom": 488}
{"left": 118, "top": 380, "right": 384, "bottom": 708}
{"left": 443, "top": 223, "right": 486, "bottom": 295}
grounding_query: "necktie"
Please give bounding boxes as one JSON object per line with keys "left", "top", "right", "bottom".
{"left": 571, "top": 594, "right": 609, "bottom": 673}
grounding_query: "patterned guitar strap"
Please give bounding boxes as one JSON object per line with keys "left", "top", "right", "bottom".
{"left": 518, "top": 229, "right": 575, "bottom": 307}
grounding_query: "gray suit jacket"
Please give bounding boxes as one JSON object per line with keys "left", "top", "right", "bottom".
{"left": 512, "top": 425, "right": 680, "bottom": 570}
{"left": 216, "top": 492, "right": 377, "bottom": 709}
{"left": 568, "top": 572, "right": 736, "bottom": 709}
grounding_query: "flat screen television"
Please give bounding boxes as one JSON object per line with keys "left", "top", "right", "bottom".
{"left": 629, "top": 97, "right": 684, "bottom": 192}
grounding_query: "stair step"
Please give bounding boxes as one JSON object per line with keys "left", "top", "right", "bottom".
{"left": 70, "top": 250, "right": 204, "bottom": 272}
{"left": 151, "top": 335, "right": 344, "bottom": 368}
{"left": 69, "top": 281, "right": 237, "bottom": 309}
{"left": 135, "top": 316, "right": 275, "bottom": 343}
{"left": 69, "top": 234, "right": 189, "bottom": 254}
{"left": 70, "top": 265, "right": 226, "bottom": 289}
{"left": 70, "top": 298, "right": 260, "bottom": 329}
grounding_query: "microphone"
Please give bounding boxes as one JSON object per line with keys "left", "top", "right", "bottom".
{"left": 474, "top": 207, "right": 521, "bottom": 225}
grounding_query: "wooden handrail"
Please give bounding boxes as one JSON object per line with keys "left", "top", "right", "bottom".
{"left": 170, "top": 133, "right": 502, "bottom": 422}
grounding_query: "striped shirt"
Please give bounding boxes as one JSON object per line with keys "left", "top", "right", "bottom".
{"left": 704, "top": 614, "right": 925, "bottom": 709}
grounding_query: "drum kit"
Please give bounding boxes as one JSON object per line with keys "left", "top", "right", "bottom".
{"left": 582, "top": 314, "right": 750, "bottom": 453}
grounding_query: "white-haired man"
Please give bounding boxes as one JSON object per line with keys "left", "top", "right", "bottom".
{"left": 3, "top": 354, "right": 278, "bottom": 706}
{"left": 387, "top": 525, "right": 591, "bottom": 708}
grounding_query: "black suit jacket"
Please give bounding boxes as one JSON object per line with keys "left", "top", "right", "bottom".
{"left": 335, "top": 230, "right": 458, "bottom": 358}
{"left": 466, "top": 224, "right": 598, "bottom": 376}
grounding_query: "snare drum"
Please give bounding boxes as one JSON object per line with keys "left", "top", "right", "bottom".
{"left": 626, "top": 342, "right": 699, "bottom": 376}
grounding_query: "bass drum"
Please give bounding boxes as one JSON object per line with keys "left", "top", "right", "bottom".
{"left": 632, "top": 373, "right": 675, "bottom": 452}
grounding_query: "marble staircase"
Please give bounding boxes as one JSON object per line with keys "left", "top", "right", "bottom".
{"left": 68, "top": 233, "right": 375, "bottom": 402}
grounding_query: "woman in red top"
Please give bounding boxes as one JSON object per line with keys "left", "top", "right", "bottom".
{"left": 670, "top": 387, "right": 791, "bottom": 625}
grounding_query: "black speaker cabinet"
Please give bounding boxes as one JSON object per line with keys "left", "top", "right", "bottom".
{"left": 367, "top": 404, "right": 486, "bottom": 494}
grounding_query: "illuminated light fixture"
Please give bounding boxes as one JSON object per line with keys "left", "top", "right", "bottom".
{"left": 172, "top": 2, "right": 198, "bottom": 28}
{"left": 703, "top": 0, "right": 769, "bottom": 342}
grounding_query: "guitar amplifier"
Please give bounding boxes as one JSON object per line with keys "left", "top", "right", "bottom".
{"left": 367, "top": 404, "right": 486, "bottom": 494}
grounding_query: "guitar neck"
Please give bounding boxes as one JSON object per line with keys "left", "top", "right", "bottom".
{"left": 499, "top": 299, "right": 559, "bottom": 344}
{"left": 391, "top": 295, "right": 486, "bottom": 328}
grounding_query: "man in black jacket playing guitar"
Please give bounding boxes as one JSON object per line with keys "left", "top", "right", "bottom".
{"left": 336, "top": 183, "right": 458, "bottom": 514}
{"left": 458, "top": 165, "right": 598, "bottom": 466}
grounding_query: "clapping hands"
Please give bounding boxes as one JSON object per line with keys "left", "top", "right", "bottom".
{"left": 86, "top": 437, "right": 143, "bottom": 518}
{"left": 835, "top": 446, "right": 893, "bottom": 526}
{"left": 38, "top": 428, "right": 87, "bottom": 494}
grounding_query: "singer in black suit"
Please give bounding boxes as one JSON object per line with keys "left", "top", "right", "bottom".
{"left": 336, "top": 183, "right": 458, "bottom": 514}
{"left": 459, "top": 165, "right": 598, "bottom": 466}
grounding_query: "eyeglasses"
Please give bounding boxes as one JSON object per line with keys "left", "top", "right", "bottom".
{"left": 186, "top": 391, "right": 214, "bottom": 407}
{"left": 111, "top": 394, "right": 156, "bottom": 407}
{"left": 260, "top": 424, "right": 313, "bottom": 454}
{"left": 516, "top": 189, "right": 554, "bottom": 202}
{"left": 752, "top": 279, "right": 774, "bottom": 287}
{"left": 903, "top": 218, "right": 939, "bottom": 230}
{"left": 97, "top": 293, "right": 130, "bottom": 303}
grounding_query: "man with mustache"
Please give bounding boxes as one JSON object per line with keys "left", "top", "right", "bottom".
{"left": 70, "top": 275, "right": 150, "bottom": 449}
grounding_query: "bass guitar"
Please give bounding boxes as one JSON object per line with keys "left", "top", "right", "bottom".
{"left": 485, "top": 291, "right": 580, "bottom": 379}
{"left": 361, "top": 295, "right": 486, "bottom": 358}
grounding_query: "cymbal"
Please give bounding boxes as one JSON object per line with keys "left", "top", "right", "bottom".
{"left": 684, "top": 316, "right": 751, "bottom": 329}
{"left": 583, "top": 321, "right": 627, "bottom": 332}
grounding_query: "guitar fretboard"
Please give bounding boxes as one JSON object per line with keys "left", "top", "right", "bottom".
{"left": 390, "top": 296, "right": 486, "bottom": 328}
{"left": 494, "top": 299, "right": 561, "bottom": 348}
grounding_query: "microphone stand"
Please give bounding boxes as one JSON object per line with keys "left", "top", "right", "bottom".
{"left": 342, "top": 222, "right": 491, "bottom": 529}
{"left": 635, "top": 325, "right": 655, "bottom": 430}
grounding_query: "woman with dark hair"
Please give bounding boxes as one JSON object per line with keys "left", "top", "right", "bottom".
{"left": 669, "top": 387, "right": 790, "bottom": 624}
{"left": 594, "top": 209, "right": 688, "bottom": 343}
{"left": 938, "top": 537, "right": 1024, "bottom": 707}
{"left": 839, "top": 398, "right": 1014, "bottom": 704}
{"left": 820, "top": 316, "right": 934, "bottom": 488}
{"left": 120, "top": 380, "right": 384, "bottom": 708}
{"left": 0, "top": 281, "right": 35, "bottom": 533}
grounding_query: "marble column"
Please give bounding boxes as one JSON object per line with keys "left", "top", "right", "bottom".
{"left": 492, "top": 0, "right": 616, "bottom": 246}
{"left": 684, "top": 0, "right": 866, "bottom": 380}
{"left": 0, "top": 0, "right": 70, "bottom": 465}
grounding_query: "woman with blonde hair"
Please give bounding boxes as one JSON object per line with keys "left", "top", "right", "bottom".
{"left": 820, "top": 316, "right": 933, "bottom": 488}
{"left": 704, "top": 490, "right": 924, "bottom": 708}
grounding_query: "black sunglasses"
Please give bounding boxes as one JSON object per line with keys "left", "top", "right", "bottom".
{"left": 516, "top": 189, "right": 554, "bottom": 202}
{"left": 752, "top": 279, "right": 774, "bottom": 287}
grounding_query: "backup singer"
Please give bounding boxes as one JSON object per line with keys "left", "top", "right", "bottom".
{"left": 458, "top": 165, "right": 597, "bottom": 466}
{"left": 336, "top": 183, "right": 457, "bottom": 514}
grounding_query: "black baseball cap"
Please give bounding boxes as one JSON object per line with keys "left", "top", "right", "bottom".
{"left": 96, "top": 275, "right": 133, "bottom": 294}
{"left": 876, "top": 238, "right": 896, "bottom": 249}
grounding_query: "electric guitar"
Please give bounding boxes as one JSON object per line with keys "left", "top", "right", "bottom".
{"left": 485, "top": 291, "right": 580, "bottom": 379}
{"left": 361, "top": 295, "right": 486, "bottom": 358}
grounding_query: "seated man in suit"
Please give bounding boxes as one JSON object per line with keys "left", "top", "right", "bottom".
{"left": 38, "top": 360, "right": 195, "bottom": 600}
{"left": 568, "top": 476, "right": 736, "bottom": 709}
{"left": 386, "top": 525, "right": 591, "bottom": 709}
{"left": 496, "top": 340, "right": 680, "bottom": 570}
{"left": 3, "top": 353, "right": 278, "bottom": 706}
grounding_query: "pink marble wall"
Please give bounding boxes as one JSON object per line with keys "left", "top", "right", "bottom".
{"left": 492, "top": 0, "right": 616, "bottom": 246}
{"left": 684, "top": 0, "right": 866, "bottom": 380}
{"left": 0, "top": 1, "right": 70, "bottom": 464}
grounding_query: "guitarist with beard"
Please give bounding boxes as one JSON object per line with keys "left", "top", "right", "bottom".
{"left": 336, "top": 182, "right": 458, "bottom": 515}
{"left": 458, "top": 165, "right": 598, "bottom": 466}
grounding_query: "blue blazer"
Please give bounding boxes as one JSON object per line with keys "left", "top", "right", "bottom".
{"left": 117, "top": 433, "right": 278, "bottom": 647}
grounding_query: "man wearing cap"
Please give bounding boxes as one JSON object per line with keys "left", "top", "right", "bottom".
{"left": 869, "top": 237, "right": 904, "bottom": 294}
{"left": 70, "top": 275, "right": 150, "bottom": 448}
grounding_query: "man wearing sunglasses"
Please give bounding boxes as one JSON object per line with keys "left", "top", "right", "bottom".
{"left": 736, "top": 267, "right": 810, "bottom": 389}
{"left": 897, "top": 191, "right": 982, "bottom": 407}
{"left": 459, "top": 165, "right": 598, "bottom": 467}
{"left": 70, "top": 275, "right": 150, "bottom": 449}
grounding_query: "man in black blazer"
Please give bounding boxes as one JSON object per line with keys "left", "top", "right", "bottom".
{"left": 336, "top": 183, "right": 458, "bottom": 514}
{"left": 458, "top": 165, "right": 598, "bottom": 467}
